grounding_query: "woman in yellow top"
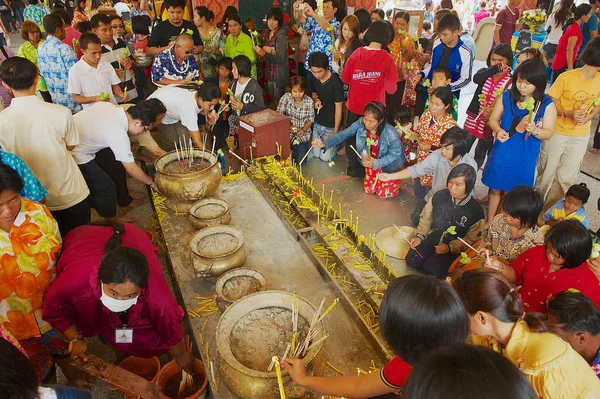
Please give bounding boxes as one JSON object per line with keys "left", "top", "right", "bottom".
{"left": 536, "top": 37, "right": 600, "bottom": 210}
{"left": 454, "top": 270, "right": 600, "bottom": 399}
{"left": 224, "top": 14, "right": 257, "bottom": 79}
{"left": 17, "top": 21, "right": 51, "bottom": 103}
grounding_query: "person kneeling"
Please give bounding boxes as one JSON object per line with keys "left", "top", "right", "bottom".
{"left": 313, "top": 101, "right": 404, "bottom": 198}
{"left": 406, "top": 164, "right": 485, "bottom": 277}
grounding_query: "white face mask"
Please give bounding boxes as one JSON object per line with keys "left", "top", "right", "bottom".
{"left": 100, "top": 283, "right": 139, "bottom": 313}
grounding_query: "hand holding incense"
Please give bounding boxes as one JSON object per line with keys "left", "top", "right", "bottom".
{"left": 393, "top": 224, "right": 423, "bottom": 258}
{"left": 273, "top": 357, "right": 287, "bottom": 399}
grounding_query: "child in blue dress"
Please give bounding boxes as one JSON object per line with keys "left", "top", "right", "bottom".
{"left": 483, "top": 59, "right": 557, "bottom": 228}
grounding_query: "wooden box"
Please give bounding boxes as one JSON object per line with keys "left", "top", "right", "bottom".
{"left": 237, "top": 109, "right": 291, "bottom": 160}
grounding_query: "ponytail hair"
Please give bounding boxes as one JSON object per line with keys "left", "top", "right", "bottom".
{"left": 454, "top": 270, "right": 550, "bottom": 333}
{"left": 95, "top": 222, "right": 149, "bottom": 289}
{"left": 563, "top": 3, "right": 592, "bottom": 31}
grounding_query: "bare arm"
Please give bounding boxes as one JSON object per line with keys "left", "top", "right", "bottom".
{"left": 153, "top": 77, "right": 191, "bottom": 86}
{"left": 122, "top": 161, "right": 154, "bottom": 185}
{"left": 566, "top": 35, "right": 578, "bottom": 70}
{"left": 144, "top": 145, "right": 167, "bottom": 157}
{"left": 189, "top": 129, "right": 205, "bottom": 150}
{"left": 146, "top": 45, "right": 171, "bottom": 57}
{"left": 493, "top": 25, "right": 501, "bottom": 46}
{"left": 334, "top": 102, "right": 343, "bottom": 132}
{"left": 71, "top": 94, "right": 103, "bottom": 105}
{"left": 488, "top": 95, "right": 504, "bottom": 134}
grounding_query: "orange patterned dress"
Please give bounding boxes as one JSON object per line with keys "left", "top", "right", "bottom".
{"left": 414, "top": 110, "right": 457, "bottom": 186}
{"left": 389, "top": 32, "right": 420, "bottom": 107}
{"left": 0, "top": 198, "right": 61, "bottom": 342}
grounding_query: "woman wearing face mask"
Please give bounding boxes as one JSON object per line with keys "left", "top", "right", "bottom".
{"left": 42, "top": 222, "right": 193, "bottom": 371}
{"left": 482, "top": 59, "right": 556, "bottom": 229}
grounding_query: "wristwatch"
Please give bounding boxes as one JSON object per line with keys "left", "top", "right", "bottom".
{"left": 68, "top": 333, "right": 84, "bottom": 353}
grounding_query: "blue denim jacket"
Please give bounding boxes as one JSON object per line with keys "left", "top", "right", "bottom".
{"left": 323, "top": 119, "right": 405, "bottom": 172}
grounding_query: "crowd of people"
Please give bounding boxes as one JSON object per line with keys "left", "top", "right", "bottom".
{"left": 1, "top": 0, "right": 600, "bottom": 397}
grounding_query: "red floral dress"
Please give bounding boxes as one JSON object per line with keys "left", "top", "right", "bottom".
{"left": 364, "top": 131, "right": 402, "bottom": 198}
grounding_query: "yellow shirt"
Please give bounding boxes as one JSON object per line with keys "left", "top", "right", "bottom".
{"left": 549, "top": 69, "right": 600, "bottom": 137}
{"left": 473, "top": 320, "right": 600, "bottom": 399}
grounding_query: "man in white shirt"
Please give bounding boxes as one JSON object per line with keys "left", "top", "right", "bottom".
{"left": 68, "top": 32, "right": 127, "bottom": 108}
{"left": 72, "top": 101, "right": 158, "bottom": 221}
{"left": 148, "top": 82, "right": 221, "bottom": 151}
{"left": 0, "top": 57, "right": 90, "bottom": 236}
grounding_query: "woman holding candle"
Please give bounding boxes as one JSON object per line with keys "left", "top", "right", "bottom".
{"left": 282, "top": 274, "right": 469, "bottom": 397}
{"left": 313, "top": 101, "right": 405, "bottom": 198}
{"left": 406, "top": 164, "right": 485, "bottom": 278}
{"left": 454, "top": 270, "right": 600, "bottom": 398}
{"left": 43, "top": 222, "right": 196, "bottom": 373}
{"left": 448, "top": 185, "right": 544, "bottom": 274}
{"left": 482, "top": 59, "right": 556, "bottom": 228}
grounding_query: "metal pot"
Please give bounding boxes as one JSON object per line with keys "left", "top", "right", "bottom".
{"left": 189, "top": 198, "right": 231, "bottom": 230}
{"left": 215, "top": 268, "right": 267, "bottom": 312}
{"left": 216, "top": 291, "right": 327, "bottom": 398}
{"left": 190, "top": 226, "right": 247, "bottom": 277}
{"left": 154, "top": 150, "right": 221, "bottom": 212}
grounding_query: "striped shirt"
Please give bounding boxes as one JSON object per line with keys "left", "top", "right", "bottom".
{"left": 101, "top": 38, "right": 138, "bottom": 102}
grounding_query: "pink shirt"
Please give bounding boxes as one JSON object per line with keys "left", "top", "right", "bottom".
{"left": 63, "top": 26, "right": 83, "bottom": 59}
{"left": 474, "top": 9, "right": 491, "bottom": 27}
{"left": 43, "top": 223, "right": 184, "bottom": 357}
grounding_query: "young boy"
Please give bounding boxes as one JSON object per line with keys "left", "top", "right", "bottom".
{"left": 306, "top": 52, "right": 344, "bottom": 162}
{"left": 277, "top": 76, "right": 315, "bottom": 165}
{"left": 245, "top": 16, "right": 262, "bottom": 46}
{"left": 416, "top": 14, "right": 473, "bottom": 100}
{"left": 68, "top": 32, "right": 126, "bottom": 108}
{"left": 424, "top": 68, "right": 459, "bottom": 121}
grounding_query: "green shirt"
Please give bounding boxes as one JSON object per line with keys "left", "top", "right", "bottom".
{"left": 17, "top": 41, "right": 48, "bottom": 92}
{"left": 224, "top": 32, "right": 257, "bottom": 79}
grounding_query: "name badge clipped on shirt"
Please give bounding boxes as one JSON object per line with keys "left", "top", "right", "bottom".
{"left": 115, "top": 328, "right": 134, "bottom": 344}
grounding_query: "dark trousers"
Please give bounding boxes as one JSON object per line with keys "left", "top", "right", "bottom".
{"left": 50, "top": 197, "right": 91, "bottom": 237}
{"left": 411, "top": 177, "right": 430, "bottom": 226}
{"left": 469, "top": 135, "right": 493, "bottom": 169}
{"left": 345, "top": 110, "right": 365, "bottom": 178}
{"left": 594, "top": 120, "right": 600, "bottom": 150}
{"left": 292, "top": 141, "right": 310, "bottom": 165}
{"left": 414, "top": 84, "right": 427, "bottom": 117}
{"left": 0, "top": 12, "right": 16, "bottom": 32}
{"left": 95, "top": 147, "right": 134, "bottom": 207}
{"left": 386, "top": 81, "right": 406, "bottom": 125}
{"left": 406, "top": 239, "right": 458, "bottom": 278}
{"left": 78, "top": 159, "right": 118, "bottom": 218}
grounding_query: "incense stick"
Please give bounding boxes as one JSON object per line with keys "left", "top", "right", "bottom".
{"left": 393, "top": 224, "right": 423, "bottom": 258}
{"left": 228, "top": 149, "right": 251, "bottom": 166}
{"left": 348, "top": 145, "right": 361, "bottom": 158}
{"left": 456, "top": 236, "right": 478, "bottom": 253}
{"left": 273, "top": 357, "right": 286, "bottom": 399}
{"left": 485, "top": 249, "right": 492, "bottom": 268}
{"left": 298, "top": 145, "right": 314, "bottom": 166}
{"left": 174, "top": 141, "right": 180, "bottom": 161}
{"left": 211, "top": 135, "right": 216, "bottom": 155}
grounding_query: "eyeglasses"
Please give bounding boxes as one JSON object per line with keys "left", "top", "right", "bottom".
{"left": 184, "top": 49, "right": 194, "bottom": 55}
{"left": 112, "top": 24, "right": 124, "bottom": 28}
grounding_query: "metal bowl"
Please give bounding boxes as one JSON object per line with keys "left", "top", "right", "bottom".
{"left": 189, "top": 198, "right": 232, "bottom": 230}
{"left": 215, "top": 268, "right": 267, "bottom": 312}
{"left": 190, "top": 226, "right": 247, "bottom": 277}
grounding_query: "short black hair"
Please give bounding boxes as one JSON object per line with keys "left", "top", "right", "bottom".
{"left": 371, "top": 8, "right": 384, "bottom": 19}
{"left": 447, "top": 163, "right": 476, "bottom": 194}
{"left": 143, "top": 98, "right": 167, "bottom": 119}
{"left": 438, "top": 13, "right": 461, "bottom": 32}
{"left": 90, "top": 13, "right": 111, "bottom": 29}
{"left": 164, "top": 0, "right": 185, "bottom": 10}
{"left": 364, "top": 100, "right": 387, "bottom": 137}
{"left": 431, "top": 86, "right": 454, "bottom": 115}
{"left": 548, "top": 290, "right": 600, "bottom": 335}
{"left": 194, "top": 5, "right": 210, "bottom": 20}
{"left": 488, "top": 43, "right": 514, "bottom": 67}
{"left": 267, "top": 7, "right": 284, "bottom": 28}
{"left": 580, "top": 37, "right": 600, "bottom": 67}
{"left": 0, "top": 338, "right": 39, "bottom": 399}
{"left": 353, "top": 8, "right": 371, "bottom": 33}
{"left": 52, "top": 2, "right": 65, "bottom": 10}
{"left": 77, "top": 21, "right": 92, "bottom": 33}
{"left": 52, "top": 8, "right": 71, "bottom": 25}
{"left": 380, "top": 274, "right": 469, "bottom": 365}
{"left": 545, "top": 220, "right": 593, "bottom": 269}
{"left": 323, "top": 0, "right": 339, "bottom": 9}
{"left": 127, "top": 103, "right": 160, "bottom": 127}
{"left": 394, "top": 105, "right": 412, "bottom": 126}
{"left": 217, "top": 56, "right": 233, "bottom": 80}
{"left": 0, "top": 56, "right": 38, "bottom": 91}
{"left": 289, "top": 75, "right": 307, "bottom": 91}
{"left": 394, "top": 10, "right": 410, "bottom": 23}
{"left": 98, "top": 223, "right": 150, "bottom": 288}
{"left": 233, "top": 55, "right": 252, "bottom": 77}
{"left": 440, "top": 126, "right": 472, "bottom": 159}
{"left": 364, "top": 20, "right": 391, "bottom": 47}
{"left": 131, "top": 15, "right": 151, "bottom": 35}
{"left": 80, "top": 32, "right": 101, "bottom": 50}
{"left": 0, "top": 163, "right": 24, "bottom": 194}
{"left": 405, "top": 344, "right": 538, "bottom": 399}
{"left": 423, "top": 20, "right": 432, "bottom": 30}
{"left": 27, "top": 0, "right": 37, "bottom": 5}
{"left": 433, "top": 67, "right": 452, "bottom": 80}
{"left": 196, "top": 82, "right": 221, "bottom": 102}
{"left": 502, "top": 186, "right": 543, "bottom": 229}
{"left": 111, "top": 15, "right": 123, "bottom": 23}
{"left": 43, "top": 13, "right": 64, "bottom": 34}
{"left": 566, "top": 183, "right": 591, "bottom": 204}
{"left": 511, "top": 58, "right": 547, "bottom": 102}
{"left": 308, "top": 51, "right": 330, "bottom": 70}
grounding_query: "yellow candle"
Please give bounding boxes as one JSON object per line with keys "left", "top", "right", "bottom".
{"left": 356, "top": 217, "right": 359, "bottom": 233}
{"left": 273, "top": 357, "right": 287, "bottom": 399}
{"left": 329, "top": 190, "right": 333, "bottom": 206}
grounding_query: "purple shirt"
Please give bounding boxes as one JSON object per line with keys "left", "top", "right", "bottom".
{"left": 43, "top": 223, "right": 184, "bottom": 357}
{"left": 493, "top": 6, "right": 520, "bottom": 46}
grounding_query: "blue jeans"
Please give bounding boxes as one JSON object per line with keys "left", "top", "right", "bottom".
{"left": 12, "top": 6, "right": 23, "bottom": 25}
{"left": 310, "top": 123, "right": 337, "bottom": 161}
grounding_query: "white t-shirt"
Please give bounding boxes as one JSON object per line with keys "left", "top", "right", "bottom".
{"left": 68, "top": 58, "right": 120, "bottom": 108}
{"left": 114, "top": 1, "right": 131, "bottom": 16}
{"left": 0, "top": 96, "right": 89, "bottom": 211}
{"left": 545, "top": 13, "right": 566, "bottom": 45}
{"left": 148, "top": 86, "right": 200, "bottom": 131}
{"left": 235, "top": 80, "right": 249, "bottom": 99}
{"left": 72, "top": 102, "right": 135, "bottom": 165}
